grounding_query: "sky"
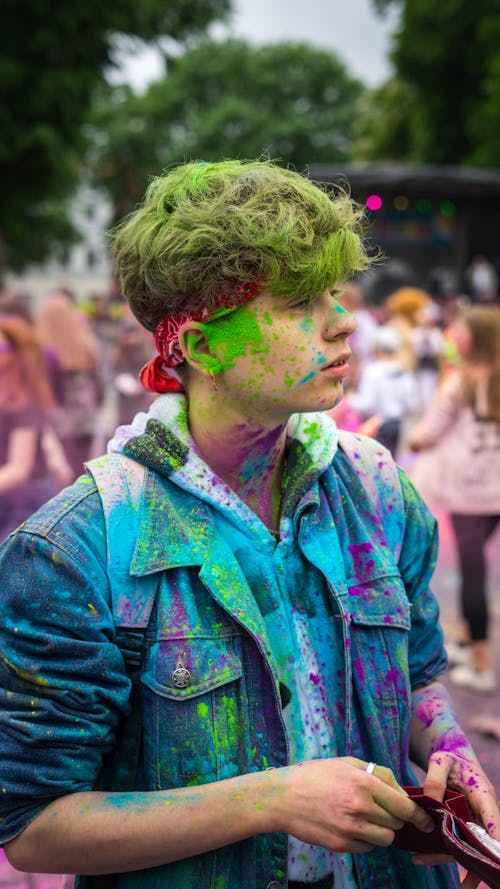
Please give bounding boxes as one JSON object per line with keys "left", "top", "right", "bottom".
{"left": 112, "top": 0, "right": 400, "bottom": 92}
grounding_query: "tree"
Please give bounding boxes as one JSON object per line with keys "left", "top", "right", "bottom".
{"left": 0, "top": 0, "right": 231, "bottom": 274}
{"left": 89, "top": 39, "right": 366, "bottom": 221}
{"left": 352, "top": 76, "right": 418, "bottom": 163}
{"left": 361, "top": 0, "right": 500, "bottom": 167}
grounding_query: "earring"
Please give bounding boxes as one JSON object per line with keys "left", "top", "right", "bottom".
{"left": 209, "top": 370, "right": 219, "bottom": 391}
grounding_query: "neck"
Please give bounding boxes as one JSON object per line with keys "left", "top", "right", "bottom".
{"left": 187, "top": 382, "right": 288, "bottom": 530}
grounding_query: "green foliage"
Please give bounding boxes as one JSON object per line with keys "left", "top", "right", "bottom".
{"left": 0, "top": 0, "right": 230, "bottom": 273}
{"left": 362, "top": 0, "right": 500, "bottom": 166}
{"left": 89, "top": 39, "right": 366, "bottom": 221}
{"left": 352, "top": 77, "right": 418, "bottom": 162}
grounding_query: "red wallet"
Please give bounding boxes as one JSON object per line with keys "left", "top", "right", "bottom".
{"left": 393, "top": 786, "right": 500, "bottom": 889}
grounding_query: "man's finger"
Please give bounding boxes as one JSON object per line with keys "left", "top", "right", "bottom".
{"left": 423, "top": 754, "right": 452, "bottom": 803}
{"left": 372, "top": 785, "right": 434, "bottom": 834}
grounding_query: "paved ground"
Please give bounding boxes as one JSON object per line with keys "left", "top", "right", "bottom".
{"left": 0, "top": 506, "right": 498, "bottom": 889}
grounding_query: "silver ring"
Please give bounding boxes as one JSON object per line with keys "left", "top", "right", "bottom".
{"left": 365, "top": 761, "right": 377, "bottom": 775}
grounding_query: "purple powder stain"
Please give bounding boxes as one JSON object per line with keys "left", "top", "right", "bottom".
{"left": 353, "top": 657, "right": 365, "bottom": 687}
{"left": 385, "top": 668, "right": 400, "bottom": 684}
{"left": 347, "top": 541, "right": 376, "bottom": 576}
{"left": 383, "top": 615, "right": 393, "bottom": 624}
{"left": 309, "top": 672, "right": 320, "bottom": 685}
{"left": 415, "top": 702, "right": 435, "bottom": 728}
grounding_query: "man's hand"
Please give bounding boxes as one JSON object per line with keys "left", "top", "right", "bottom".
{"left": 269, "top": 757, "right": 434, "bottom": 853}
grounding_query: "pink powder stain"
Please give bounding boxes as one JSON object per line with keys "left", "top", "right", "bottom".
{"left": 383, "top": 615, "right": 393, "bottom": 624}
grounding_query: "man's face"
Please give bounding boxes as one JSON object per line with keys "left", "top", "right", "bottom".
{"left": 204, "top": 289, "right": 356, "bottom": 423}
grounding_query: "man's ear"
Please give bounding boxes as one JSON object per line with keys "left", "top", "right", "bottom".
{"left": 178, "top": 322, "right": 223, "bottom": 375}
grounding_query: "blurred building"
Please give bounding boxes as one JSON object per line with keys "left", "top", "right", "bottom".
{"left": 4, "top": 182, "right": 113, "bottom": 308}
{"left": 311, "top": 164, "right": 500, "bottom": 301}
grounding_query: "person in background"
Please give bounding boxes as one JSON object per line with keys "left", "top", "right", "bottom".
{"left": 0, "top": 315, "right": 64, "bottom": 540}
{"left": 384, "top": 287, "right": 432, "bottom": 373}
{"left": 347, "top": 325, "right": 420, "bottom": 458}
{"left": 112, "top": 307, "right": 156, "bottom": 426}
{"left": 37, "top": 289, "right": 105, "bottom": 480}
{"left": 411, "top": 301, "right": 445, "bottom": 410}
{"left": 409, "top": 305, "right": 500, "bottom": 693}
{"left": 0, "top": 288, "right": 67, "bottom": 403}
{"left": 465, "top": 255, "right": 498, "bottom": 304}
{"left": 0, "top": 160, "right": 497, "bottom": 889}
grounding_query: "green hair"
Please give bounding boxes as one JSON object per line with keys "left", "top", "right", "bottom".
{"left": 111, "top": 159, "right": 373, "bottom": 332}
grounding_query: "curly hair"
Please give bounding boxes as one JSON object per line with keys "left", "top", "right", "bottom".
{"left": 385, "top": 287, "right": 431, "bottom": 324}
{"left": 111, "top": 159, "right": 374, "bottom": 332}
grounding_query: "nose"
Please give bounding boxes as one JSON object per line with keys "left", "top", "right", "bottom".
{"left": 322, "top": 296, "right": 357, "bottom": 340}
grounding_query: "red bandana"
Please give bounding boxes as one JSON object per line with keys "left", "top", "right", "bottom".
{"left": 139, "top": 281, "right": 262, "bottom": 393}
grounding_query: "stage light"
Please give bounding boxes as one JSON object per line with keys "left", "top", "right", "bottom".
{"left": 440, "top": 200, "right": 457, "bottom": 216}
{"left": 416, "top": 199, "right": 432, "bottom": 214}
{"left": 366, "top": 194, "right": 383, "bottom": 211}
{"left": 393, "top": 195, "right": 409, "bottom": 210}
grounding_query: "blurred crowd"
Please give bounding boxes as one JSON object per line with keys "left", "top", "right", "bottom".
{"left": 330, "top": 278, "right": 500, "bottom": 698}
{"left": 0, "top": 285, "right": 155, "bottom": 542}
{"left": 0, "top": 273, "right": 499, "bottom": 698}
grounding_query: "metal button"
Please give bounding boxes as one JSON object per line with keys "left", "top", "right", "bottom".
{"left": 170, "top": 666, "right": 191, "bottom": 688}
{"left": 266, "top": 882, "right": 282, "bottom": 889}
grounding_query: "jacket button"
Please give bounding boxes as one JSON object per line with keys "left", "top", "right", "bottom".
{"left": 171, "top": 666, "right": 191, "bottom": 688}
{"left": 266, "top": 882, "right": 282, "bottom": 889}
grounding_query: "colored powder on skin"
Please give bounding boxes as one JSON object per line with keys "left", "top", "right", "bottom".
{"left": 432, "top": 731, "right": 469, "bottom": 753}
{"left": 284, "top": 369, "right": 302, "bottom": 387}
{"left": 299, "top": 371, "right": 314, "bottom": 386}
{"left": 203, "top": 304, "right": 268, "bottom": 370}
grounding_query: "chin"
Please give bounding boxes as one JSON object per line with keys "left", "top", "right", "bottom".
{"left": 316, "top": 390, "right": 344, "bottom": 411}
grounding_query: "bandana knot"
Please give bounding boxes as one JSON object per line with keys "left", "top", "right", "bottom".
{"left": 139, "top": 280, "right": 262, "bottom": 393}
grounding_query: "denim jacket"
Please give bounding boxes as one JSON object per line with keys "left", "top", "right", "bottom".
{"left": 0, "top": 397, "right": 459, "bottom": 889}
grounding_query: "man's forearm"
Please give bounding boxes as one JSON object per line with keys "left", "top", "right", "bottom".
{"left": 409, "top": 680, "right": 472, "bottom": 771}
{"left": 5, "top": 771, "right": 278, "bottom": 876}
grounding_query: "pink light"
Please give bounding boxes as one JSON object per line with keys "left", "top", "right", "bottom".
{"left": 366, "top": 194, "right": 383, "bottom": 211}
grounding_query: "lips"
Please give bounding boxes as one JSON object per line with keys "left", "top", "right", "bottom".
{"left": 320, "top": 351, "right": 351, "bottom": 379}
{"left": 322, "top": 351, "right": 351, "bottom": 370}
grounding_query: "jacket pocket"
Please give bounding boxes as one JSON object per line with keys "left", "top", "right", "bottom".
{"left": 347, "top": 575, "right": 412, "bottom": 705}
{"left": 140, "top": 634, "right": 244, "bottom": 787}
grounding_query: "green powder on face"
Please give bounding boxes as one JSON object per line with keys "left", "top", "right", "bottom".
{"left": 203, "top": 305, "right": 269, "bottom": 370}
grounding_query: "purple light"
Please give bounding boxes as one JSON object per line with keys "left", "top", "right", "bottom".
{"left": 366, "top": 194, "right": 383, "bottom": 211}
